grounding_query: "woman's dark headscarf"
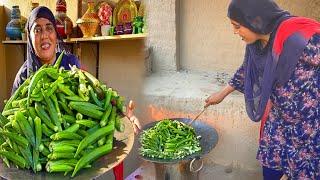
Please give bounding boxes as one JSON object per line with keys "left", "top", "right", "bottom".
{"left": 227, "top": 0, "right": 319, "bottom": 121}
{"left": 228, "top": 0, "right": 289, "bottom": 34}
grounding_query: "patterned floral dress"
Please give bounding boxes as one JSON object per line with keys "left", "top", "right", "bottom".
{"left": 229, "top": 34, "right": 320, "bottom": 179}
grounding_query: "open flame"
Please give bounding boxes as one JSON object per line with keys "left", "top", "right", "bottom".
{"left": 148, "top": 104, "right": 194, "bottom": 121}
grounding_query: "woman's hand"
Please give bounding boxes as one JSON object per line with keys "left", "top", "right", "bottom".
{"left": 205, "top": 92, "right": 225, "bottom": 107}
{"left": 127, "top": 100, "right": 142, "bottom": 134}
{"left": 204, "top": 84, "right": 235, "bottom": 108}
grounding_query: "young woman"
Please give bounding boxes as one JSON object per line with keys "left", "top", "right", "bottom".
{"left": 205, "top": 0, "right": 320, "bottom": 179}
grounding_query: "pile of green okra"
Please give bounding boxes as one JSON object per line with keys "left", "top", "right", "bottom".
{"left": 0, "top": 52, "right": 125, "bottom": 177}
{"left": 140, "top": 119, "right": 202, "bottom": 160}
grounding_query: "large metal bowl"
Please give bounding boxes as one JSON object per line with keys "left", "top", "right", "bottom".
{"left": 0, "top": 117, "right": 135, "bottom": 180}
{"left": 139, "top": 118, "right": 219, "bottom": 164}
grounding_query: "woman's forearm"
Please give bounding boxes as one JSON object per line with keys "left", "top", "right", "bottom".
{"left": 220, "top": 84, "right": 236, "bottom": 98}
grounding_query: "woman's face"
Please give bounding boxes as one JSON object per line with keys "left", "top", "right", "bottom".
{"left": 230, "top": 19, "right": 260, "bottom": 44}
{"left": 30, "top": 18, "right": 57, "bottom": 64}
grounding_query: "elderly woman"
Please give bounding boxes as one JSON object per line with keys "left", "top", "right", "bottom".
{"left": 12, "top": 6, "right": 79, "bottom": 94}
{"left": 205, "top": 0, "right": 319, "bottom": 179}
{"left": 11, "top": 6, "right": 141, "bottom": 180}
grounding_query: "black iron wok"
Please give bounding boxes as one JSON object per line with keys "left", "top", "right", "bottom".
{"left": 139, "top": 118, "right": 218, "bottom": 164}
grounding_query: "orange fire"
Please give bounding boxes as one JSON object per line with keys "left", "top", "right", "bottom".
{"left": 148, "top": 104, "right": 194, "bottom": 121}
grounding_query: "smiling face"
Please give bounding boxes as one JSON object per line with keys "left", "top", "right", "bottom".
{"left": 30, "top": 18, "right": 57, "bottom": 64}
{"left": 230, "top": 19, "right": 260, "bottom": 45}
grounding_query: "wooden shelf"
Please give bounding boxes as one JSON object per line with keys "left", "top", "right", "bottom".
{"left": 2, "top": 34, "right": 147, "bottom": 44}
{"left": 2, "top": 40, "right": 27, "bottom": 44}
{"left": 2, "top": 40, "right": 75, "bottom": 44}
{"left": 65, "top": 33, "right": 147, "bottom": 43}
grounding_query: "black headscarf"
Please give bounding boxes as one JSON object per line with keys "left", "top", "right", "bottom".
{"left": 228, "top": 0, "right": 290, "bottom": 34}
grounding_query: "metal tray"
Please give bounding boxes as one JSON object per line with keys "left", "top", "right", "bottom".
{"left": 139, "top": 118, "right": 218, "bottom": 164}
{"left": 0, "top": 117, "right": 135, "bottom": 180}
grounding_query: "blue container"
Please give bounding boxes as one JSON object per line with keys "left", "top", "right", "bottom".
{"left": 5, "top": 26, "right": 22, "bottom": 40}
{"left": 5, "top": 6, "right": 22, "bottom": 40}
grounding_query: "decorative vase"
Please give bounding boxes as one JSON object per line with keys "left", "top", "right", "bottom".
{"left": 101, "top": 24, "right": 111, "bottom": 36}
{"left": 55, "top": 0, "right": 73, "bottom": 39}
{"left": 76, "top": 0, "right": 100, "bottom": 38}
{"left": 5, "top": 5, "right": 22, "bottom": 40}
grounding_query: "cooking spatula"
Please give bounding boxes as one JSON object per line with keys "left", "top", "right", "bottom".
{"left": 188, "top": 106, "right": 208, "bottom": 125}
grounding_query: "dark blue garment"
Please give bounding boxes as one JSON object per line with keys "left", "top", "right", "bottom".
{"left": 263, "top": 166, "right": 283, "bottom": 180}
{"left": 54, "top": 52, "right": 80, "bottom": 71}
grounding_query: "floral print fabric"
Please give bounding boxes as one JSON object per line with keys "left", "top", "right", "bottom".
{"left": 229, "top": 34, "right": 320, "bottom": 179}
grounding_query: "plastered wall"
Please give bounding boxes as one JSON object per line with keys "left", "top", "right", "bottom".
{"left": 179, "top": 0, "right": 320, "bottom": 73}
{"left": 276, "top": 0, "right": 320, "bottom": 22}
{"left": 179, "top": 0, "right": 244, "bottom": 73}
{"left": 146, "top": 0, "right": 320, "bottom": 73}
{"left": 144, "top": 0, "right": 179, "bottom": 73}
